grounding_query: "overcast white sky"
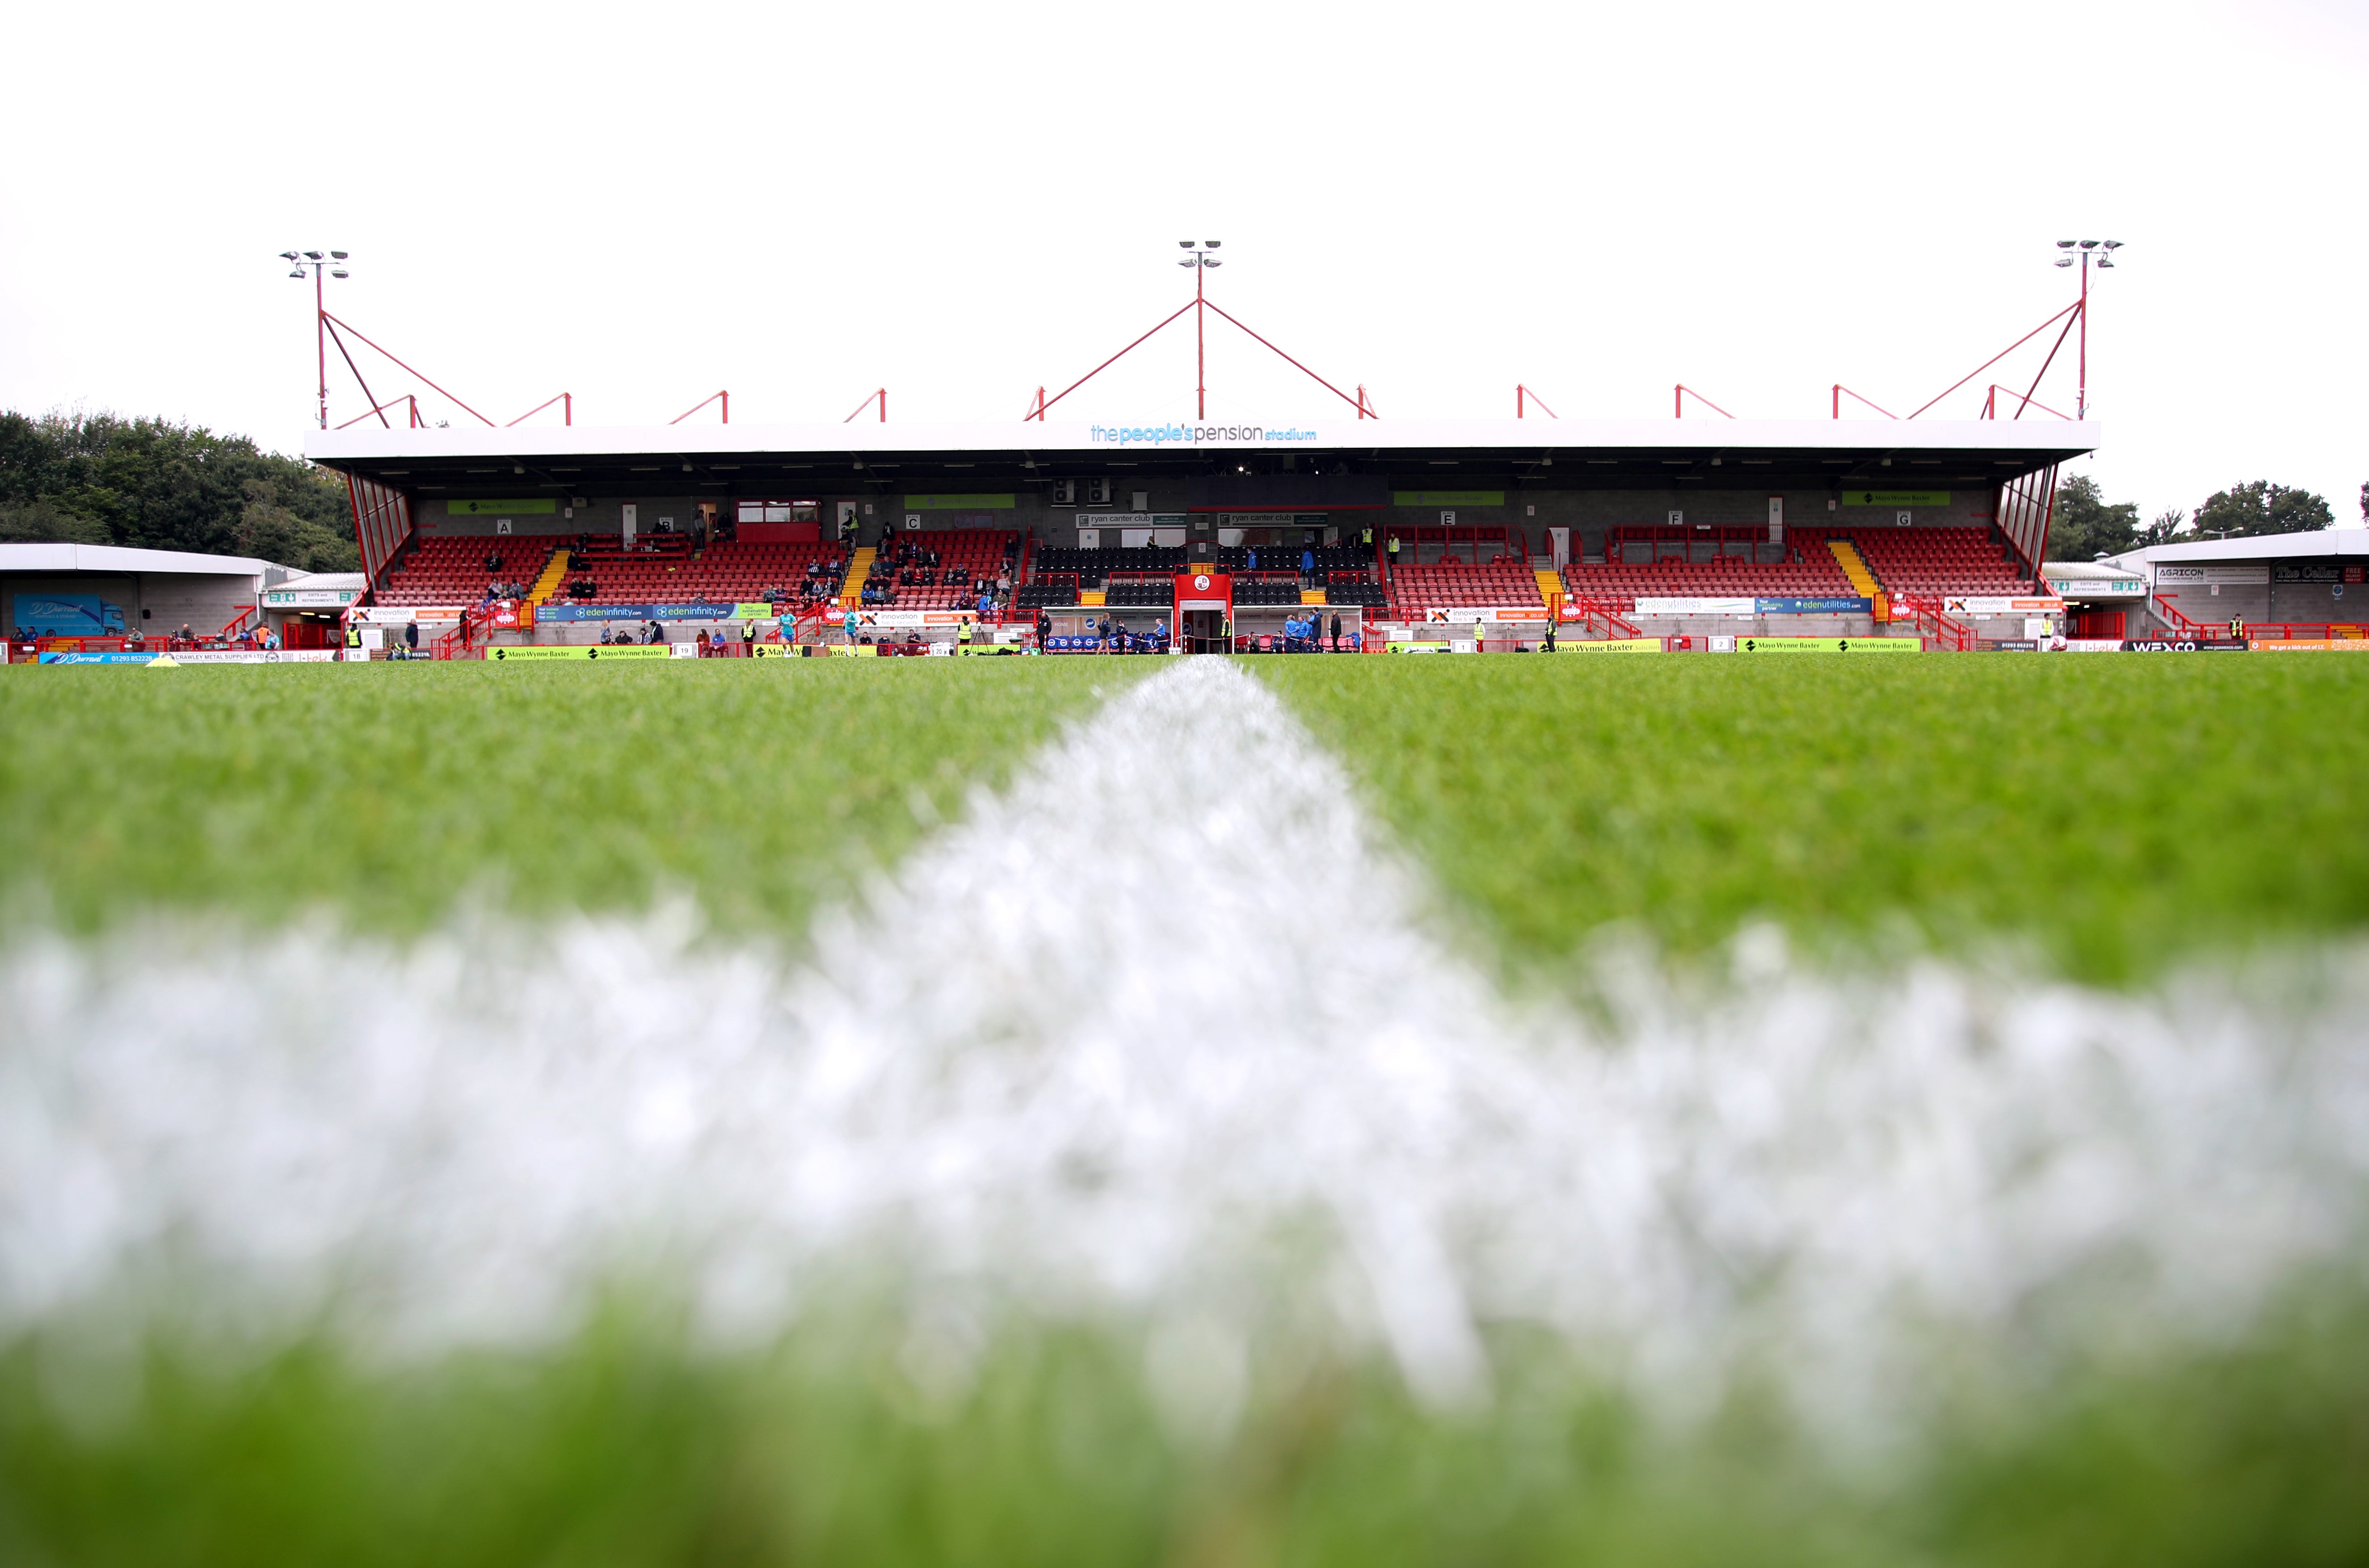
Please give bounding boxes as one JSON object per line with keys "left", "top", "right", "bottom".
{"left": 3, "top": 0, "right": 2362, "bottom": 525}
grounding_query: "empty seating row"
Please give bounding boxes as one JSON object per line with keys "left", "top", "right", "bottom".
{"left": 563, "top": 540, "right": 847, "bottom": 603}
{"left": 379, "top": 537, "right": 555, "bottom": 605}
{"left": 1388, "top": 565, "right": 1544, "bottom": 611}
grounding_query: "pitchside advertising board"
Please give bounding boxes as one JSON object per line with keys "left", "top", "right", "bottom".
{"left": 36, "top": 650, "right": 349, "bottom": 665}
{"left": 1629, "top": 597, "right": 1876, "bottom": 617}
{"left": 1734, "top": 637, "right": 1921, "bottom": 653}
{"left": 488, "top": 645, "right": 672, "bottom": 661}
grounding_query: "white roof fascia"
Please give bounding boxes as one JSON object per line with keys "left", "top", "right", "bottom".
{"left": 2110, "top": 528, "right": 2369, "bottom": 568}
{"left": 307, "top": 417, "right": 2101, "bottom": 464}
{"left": 0, "top": 542, "right": 276, "bottom": 577}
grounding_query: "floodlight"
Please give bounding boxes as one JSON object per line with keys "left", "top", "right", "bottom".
{"left": 2054, "top": 256, "right": 2073, "bottom": 267}
{"left": 329, "top": 268, "right": 348, "bottom": 278}
{"left": 2095, "top": 256, "right": 2113, "bottom": 268}
{"left": 330, "top": 250, "right": 348, "bottom": 259}
{"left": 279, "top": 250, "right": 299, "bottom": 261}
{"left": 1204, "top": 258, "right": 1220, "bottom": 267}
{"left": 289, "top": 267, "right": 305, "bottom": 277}
{"left": 1204, "top": 240, "right": 1220, "bottom": 248}
{"left": 305, "top": 250, "right": 323, "bottom": 260}
{"left": 2056, "top": 240, "right": 2076, "bottom": 248}
{"left": 2079, "top": 239, "right": 2098, "bottom": 248}
{"left": 1179, "top": 259, "right": 1194, "bottom": 267}
{"left": 2102, "top": 240, "right": 2123, "bottom": 249}
{"left": 1179, "top": 240, "right": 1195, "bottom": 248}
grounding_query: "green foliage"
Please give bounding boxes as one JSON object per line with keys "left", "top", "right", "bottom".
{"left": 0, "top": 660, "right": 1137, "bottom": 940}
{"left": 2044, "top": 474, "right": 2139, "bottom": 560}
{"left": 4, "top": 1289, "right": 2366, "bottom": 1567}
{"left": 2191, "top": 479, "right": 2335, "bottom": 540}
{"left": 0, "top": 409, "right": 357, "bottom": 572}
{"left": 1259, "top": 656, "right": 2369, "bottom": 984}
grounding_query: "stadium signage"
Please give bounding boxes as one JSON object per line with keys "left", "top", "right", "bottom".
{"left": 903, "top": 494, "right": 1017, "bottom": 509}
{"left": 2155, "top": 564, "right": 2268, "bottom": 586}
{"left": 2123, "top": 639, "right": 2249, "bottom": 652}
{"left": 448, "top": 499, "right": 556, "bottom": 514}
{"left": 2272, "top": 563, "right": 2366, "bottom": 584}
{"left": 1940, "top": 596, "right": 2064, "bottom": 615}
{"left": 1391, "top": 491, "right": 1506, "bottom": 507}
{"left": 1430, "top": 607, "right": 1550, "bottom": 623}
{"left": 264, "top": 588, "right": 357, "bottom": 607}
{"left": 356, "top": 606, "right": 465, "bottom": 623}
{"left": 1634, "top": 597, "right": 1754, "bottom": 617}
{"left": 2248, "top": 639, "right": 2369, "bottom": 651}
{"left": 536, "top": 603, "right": 741, "bottom": 622}
{"left": 168, "top": 650, "right": 350, "bottom": 664}
{"left": 487, "top": 645, "right": 672, "bottom": 661}
{"left": 35, "top": 649, "right": 347, "bottom": 665}
{"left": 1553, "top": 639, "right": 1662, "bottom": 654}
{"left": 849, "top": 610, "right": 976, "bottom": 628}
{"left": 1756, "top": 596, "right": 1873, "bottom": 614}
{"left": 1735, "top": 636, "right": 1920, "bottom": 653}
{"left": 1630, "top": 597, "right": 1875, "bottom": 616}
{"left": 1839, "top": 491, "right": 1950, "bottom": 507}
{"left": 2042, "top": 575, "right": 2143, "bottom": 597}
{"left": 1086, "top": 424, "right": 1319, "bottom": 447}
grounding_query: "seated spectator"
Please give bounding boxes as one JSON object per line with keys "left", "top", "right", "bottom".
{"left": 695, "top": 629, "right": 711, "bottom": 656}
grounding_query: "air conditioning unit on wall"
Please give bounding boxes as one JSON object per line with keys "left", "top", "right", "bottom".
{"left": 1086, "top": 477, "right": 1114, "bottom": 506}
{"left": 1050, "top": 479, "right": 1078, "bottom": 507}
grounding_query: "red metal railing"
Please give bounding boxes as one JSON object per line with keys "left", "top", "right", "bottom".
{"left": 2232, "top": 622, "right": 2369, "bottom": 641}
{"left": 1568, "top": 597, "right": 1643, "bottom": 639}
{"left": 1889, "top": 594, "right": 1977, "bottom": 651}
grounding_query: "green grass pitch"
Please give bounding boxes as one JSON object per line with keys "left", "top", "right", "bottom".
{"left": 4, "top": 652, "right": 2368, "bottom": 1566}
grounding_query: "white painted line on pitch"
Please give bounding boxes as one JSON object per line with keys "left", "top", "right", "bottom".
{"left": 3, "top": 660, "right": 2366, "bottom": 1424}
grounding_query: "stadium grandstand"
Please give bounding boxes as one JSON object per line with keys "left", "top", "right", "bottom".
{"left": 301, "top": 416, "right": 2113, "bottom": 652}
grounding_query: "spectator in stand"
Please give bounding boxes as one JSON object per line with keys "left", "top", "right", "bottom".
{"left": 977, "top": 591, "right": 993, "bottom": 620}
{"left": 647, "top": 619, "right": 665, "bottom": 645}
{"left": 178, "top": 622, "right": 195, "bottom": 644}
{"left": 127, "top": 626, "right": 146, "bottom": 651}
{"left": 1246, "top": 546, "right": 1258, "bottom": 572}
{"left": 1301, "top": 546, "right": 1316, "bottom": 584}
